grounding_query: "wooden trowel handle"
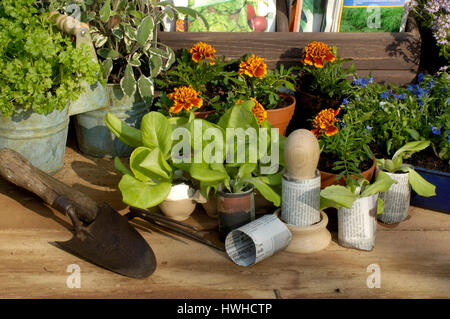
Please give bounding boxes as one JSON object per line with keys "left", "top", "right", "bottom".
{"left": 0, "top": 148, "right": 98, "bottom": 223}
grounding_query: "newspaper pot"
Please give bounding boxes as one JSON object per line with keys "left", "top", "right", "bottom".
{"left": 217, "top": 186, "right": 255, "bottom": 241}
{"left": 338, "top": 194, "right": 378, "bottom": 251}
{"left": 281, "top": 210, "right": 331, "bottom": 254}
{"left": 266, "top": 94, "right": 296, "bottom": 136}
{"left": 410, "top": 166, "right": 450, "bottom": 214}
{"left": 320, "top": 156, "right": 377, "bottom": 189}
{"left": 0, "top": 106, "right": 69, "bottom": 175}
{"left": 378, "top": 170, "right": 410, "bottom": 224}
{"left": 74, "top": 84, "right": 148, "bottom": 158}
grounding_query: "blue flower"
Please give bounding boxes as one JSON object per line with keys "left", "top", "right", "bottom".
{"left": 352, "top": 77, "right": 368, "bottom": 88}
{"left": 342, "top": 98, "right": 350, "bottom": 105}
{"left": 368, "top": 77, "right": 374, "bottom": 83}
{"left": 447, "top": 130, "right": 450, "bottom": 143}
{"left": 380, "top": 91, "right": 389, "bottom": 100}
{"left": 418, "top": 73, "right": 424, "bottom": 82}
{"left": 430, "top": 123, "right": 441, "bottom": 135}
{"left": 397, "top": 93, "right": 406, "bottom": 100}
{"left": 340, "top": 120, "right": 346, "bottom": 127}
{"left": 366, "top": 125, "right": 373, "bottom": 131}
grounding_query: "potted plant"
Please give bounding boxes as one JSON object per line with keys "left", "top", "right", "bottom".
{"left": 51, "top": 0, "right": 206, "bottom": 157}
{"left": 320, "top": 171, "right": 396, "bottom": 250}
{"left": 104, "top": 110, "right": 226, "bottom": 221}
{"left": 376, "top": 140, "right": 436, "bottom": 224}
{"left": 0, "top": 0, "right": 100, "bottom": 174}
{"left": 291, "top": 41, "right": 355, "bottom": 130}
{"left": 344, "top": 70, "right": 449, "bottom": 212}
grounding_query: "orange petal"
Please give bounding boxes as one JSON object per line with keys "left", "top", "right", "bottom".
{"left": 169, "top": 102, "right": 184, "bottom": 114}
{"left": 324, "top": 126, "right": 338, "bottom": 136}
{"left": 314, "top": 58, "right": 324, "bottom": 68}
{"left": 311, "top": 128, "right": 321, "bottom": 137}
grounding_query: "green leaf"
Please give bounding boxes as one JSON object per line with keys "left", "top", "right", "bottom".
{"left": 237, "top": 163, "right": 257, "bottom": 181}
{"left": 130, "top": 147, "right": 171, "bottom": 182}
{"left": 120, "top": 64, "right": 136, "bottom": 97}
{"left": 118, "top": 174, "right": 171, "bottom": 209}
{"left": 137, "top": 16, "right": 154, "bottom": 46}
{"left": 97, "top": 48, "right": 120, "bottom": 60}
{"left": 405, "top": 167, "right": 436, "bottom": 197}
{"left": 114, "top": 157, "right": 132, "bottom": 176}
{"left": 137, "top": 75, "right": 154, "bottom": 105}
{"left": 175, "top": 6, "right": 209, "bottom": 30}
{"left": 140, "top": 112, "right": 173, "bottom": 156}
{"left": 150, "top": 55, "right": 163, "bottom": 78}
{"left": 104, "top": 112, "right": 142, "bottom": 148}
{"left": 244, "top": 177, "right": 281, "bottom": 207}
{"left": 188, "top": 162, "right": 229, "bottom": 183}
{"left": 392, "top": 140, "right": 430, "bottom": 162}
{"left": 361, "top": 171, "right": 397, "bottom": 198}
{"left": 99, "top": 0, "right": 111, "bottom": 23}
{"left": 320, "top": 185, "right": 357, "bottom": 210}
{"left": 377, "top": 198, "right": 384, "bottom": 215}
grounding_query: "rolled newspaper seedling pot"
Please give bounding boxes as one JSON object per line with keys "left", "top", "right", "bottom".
{"left": 378, "top": 171, "right": 410, "bottom": 224}
{"left": 225, "top": 214, "right": 292, "bottom": 266}
{"left": 217, "top": 186, "right": 255, "bottom": 242}
{"left": 338, "top": 194, "right": 378, "bottom": 251}
{"left": 281, "top": 170, "right": 321, "bottom": 226}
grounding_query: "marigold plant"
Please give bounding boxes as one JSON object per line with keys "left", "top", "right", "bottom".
{"left": 167, "top": 86, "right": 203, "bottom": 114}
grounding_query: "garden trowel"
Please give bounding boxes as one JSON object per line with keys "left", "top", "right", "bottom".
{"left": 0, "top": 148, "right": 156, "bottom": 279}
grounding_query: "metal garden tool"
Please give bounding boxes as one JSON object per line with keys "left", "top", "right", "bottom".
{"left": 0, "top": 148, "right": 156, "bottom": 279}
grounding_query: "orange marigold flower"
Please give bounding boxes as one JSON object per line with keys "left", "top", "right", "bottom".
{"left": 311, "top": 107, "right": 340, "bottom": 137}
{"left": 236, "top": 98, "right": 267, "bottom": 125}
{"left": 167, "top": 86, "right": 203, "bottom": 114}
{"left": 238, "top": 54, "right": 267, "bottom": 79}
{"left": 302, "top": 41, "right": 336, "bottom": 68}
{"left": 189, "top": 42, "right": 216, "bottom": 65}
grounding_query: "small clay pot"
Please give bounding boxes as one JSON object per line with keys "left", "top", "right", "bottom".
{"left": 283, "top": 211, "right": 331, "bottom": 254}
{"left": 266, "top": 94, "right": 296, "bottom": 136}
{"left": 320, "top": 156, "right": 377, "bottom": 189}
{"left": 217, "top": 187, "right": 255, "bottom": 241}
{"left": 159, "top": 198, "right": 197, "bottom": 221}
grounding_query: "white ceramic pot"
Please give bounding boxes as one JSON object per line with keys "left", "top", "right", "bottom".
{"left": 378, "top": 171, "right": 410, "bottom": 224}
{"left": 338, "top": 194, "right": 378, "bottom": 251}
{"left": 158, "top": 184, "right": 197, "bottom": 221}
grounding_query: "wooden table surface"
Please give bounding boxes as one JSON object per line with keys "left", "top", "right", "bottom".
{"left": 1, "top": 145, "right": 449, "bottom": 299}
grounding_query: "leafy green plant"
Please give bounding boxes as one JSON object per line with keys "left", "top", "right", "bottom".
{"left": 376, "top": 141, "right": 436, "bottom": 197}
{"left": 320, "top": 170, "right": 397, "bottom": 214}
{"left": 0, "top": 0, "right": 100, "bottom": 117}
{"left": 49, "top": 0, "right": 207, "bottom": 104}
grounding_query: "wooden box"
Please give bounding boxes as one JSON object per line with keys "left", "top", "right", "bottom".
{"left": 158, "top": 2, "right": 421, "bottom": 86}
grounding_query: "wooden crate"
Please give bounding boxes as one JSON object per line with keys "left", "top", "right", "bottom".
{"left": 158, "top": 11, "right": 421, "bottom": 87}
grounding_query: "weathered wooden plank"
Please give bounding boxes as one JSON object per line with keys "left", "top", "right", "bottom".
{"left": 158, "top": 16, "right": 420, "bottom": 85}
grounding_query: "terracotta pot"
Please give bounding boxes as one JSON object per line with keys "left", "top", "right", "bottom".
{"left": 159, "top": 198, "right": 197, "bottom": 221}
{"left": 194, "top": 110, "right": 215, "bottom": 119}
{"left": 320, "top": 156, "right": 377, "bottom": 189}
{"left": 217, "top": 186, "right": 255, "bottom": 241}
{"left": 266, "top": 94, "right": 296, "bottom": 136}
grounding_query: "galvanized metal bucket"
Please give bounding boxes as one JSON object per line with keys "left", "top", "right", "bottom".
{"left": 74, "top": 84, "right": 148, "bottom": 158}
{"left": 0, "top": 106, "right": 69, "bottom": 175}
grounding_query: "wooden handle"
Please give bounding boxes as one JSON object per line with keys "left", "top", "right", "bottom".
{"left": 49, "top": 11, "right": 90, "bottom": 36}
{"left": 284, "top": 129, "right": 320, "bottom": 180}
{"left": 0, "top": 148, "right": 98, "bottom": 223}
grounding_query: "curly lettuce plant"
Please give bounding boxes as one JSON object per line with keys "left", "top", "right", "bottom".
{"left": 377, "top": 140, "right": 436, "bottom": 197}
{"left": 0, "top": 0, "right": 100, "bottom": 117}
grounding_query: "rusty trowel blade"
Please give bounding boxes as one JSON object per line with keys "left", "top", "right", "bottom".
{"left": 50, "top": 203, "right": 156, "bottom": 279}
